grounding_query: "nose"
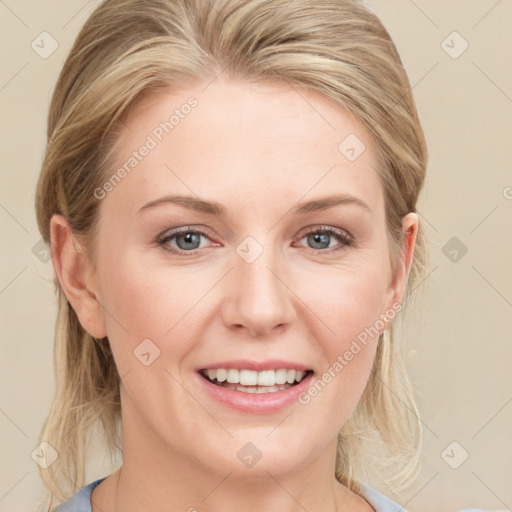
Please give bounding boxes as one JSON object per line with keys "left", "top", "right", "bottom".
{"left": 221, "top": 243, "right": 296, "bottom": 338}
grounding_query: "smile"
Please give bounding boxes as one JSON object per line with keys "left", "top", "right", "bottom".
{"left": 198, "top": 368, "right": 313, "bottom": 394}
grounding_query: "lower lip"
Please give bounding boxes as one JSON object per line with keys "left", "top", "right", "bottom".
{"left": 196, "top": 372, "right": 314, "bottom": 413}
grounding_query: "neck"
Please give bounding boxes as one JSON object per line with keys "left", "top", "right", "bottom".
{"left": 93, "top": 395, "right": 372, "bottom": 512}
{"left": 114, "top": 444, "right": 342, "bottom": 511}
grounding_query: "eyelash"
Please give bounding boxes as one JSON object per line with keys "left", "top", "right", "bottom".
{"left": 157, "top": 226, "right": 355, "bottom": 256}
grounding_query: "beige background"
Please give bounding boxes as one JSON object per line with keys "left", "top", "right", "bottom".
{"left": 1, "top": 1, "right": 511, "bottom": 511}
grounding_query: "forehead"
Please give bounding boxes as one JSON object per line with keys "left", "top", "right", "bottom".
{"left": 102, "top": 77, "right": 384, "bottom": 220}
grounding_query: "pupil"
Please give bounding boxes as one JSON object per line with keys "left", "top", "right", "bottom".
{"left": 177, "top": 232, "right": 200, "bottom": 250}
{"left": 309, "top": 233, "right": 329, "bottom": 249}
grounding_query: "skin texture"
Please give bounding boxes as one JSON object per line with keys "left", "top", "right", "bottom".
{"left": 50, "top": 76, "right": 418, "bottom": 512}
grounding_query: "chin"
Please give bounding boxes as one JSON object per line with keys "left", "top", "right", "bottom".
{"left": 192, "top": 432, "right": 321, "bottom": 481}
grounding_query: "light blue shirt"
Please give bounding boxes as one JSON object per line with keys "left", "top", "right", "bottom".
{"left": 53, "top": 477, "right": 498, "bottom": 511}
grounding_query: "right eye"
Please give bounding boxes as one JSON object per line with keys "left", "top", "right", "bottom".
{"left": 158, "top": 228, "right": 217, "bottom": 254}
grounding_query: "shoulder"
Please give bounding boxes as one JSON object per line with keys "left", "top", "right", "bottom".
{"left": 53, "top": 479, "right": 503, "bottom": 512}
{"left": 360, "top": 484, "right": 503, "bottom": 512}
{"left": 360, "top": 484, "right": 409, "bottom": 511}
{"left": 54, "top": 478, "right": 105, "bottom": 512}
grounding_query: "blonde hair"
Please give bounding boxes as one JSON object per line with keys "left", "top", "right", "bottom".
{"left": 35, "top": 0, "right": 429, "bottom": 509}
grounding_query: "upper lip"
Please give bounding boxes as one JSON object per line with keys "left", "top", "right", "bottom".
{"left": 198, "top": 359, "right": 312, "bottom": 372}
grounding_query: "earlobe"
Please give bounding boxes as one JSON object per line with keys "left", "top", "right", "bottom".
{"left": 49, "top": 214, "right": 107, "bottom": 339}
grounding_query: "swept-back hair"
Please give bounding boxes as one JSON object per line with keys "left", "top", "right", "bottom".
{"left": 35, "top": 0, "right": 429, "bottom": 509}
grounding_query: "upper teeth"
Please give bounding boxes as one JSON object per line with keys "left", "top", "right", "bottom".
{"left": 204, "top": 368, "right": 307, "bottom": 386}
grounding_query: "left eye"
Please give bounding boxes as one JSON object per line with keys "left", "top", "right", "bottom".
{"left": 297, "top": 227, "right": 352, "bottom": 252}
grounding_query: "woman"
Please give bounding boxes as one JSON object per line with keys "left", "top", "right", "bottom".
{"left": 34, "top": 0, "right": 494, "bottom": 510}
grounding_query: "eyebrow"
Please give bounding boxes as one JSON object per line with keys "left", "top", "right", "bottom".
{"left": 138, "top": 193, "right": 371, "bottom": 216}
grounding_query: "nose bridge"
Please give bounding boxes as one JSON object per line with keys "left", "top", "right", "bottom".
{"left": 222, "top": 234, "right": 295, "bottom": 336}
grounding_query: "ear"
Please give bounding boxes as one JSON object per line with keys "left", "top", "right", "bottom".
{"left": 381, "top": 212, "right": 419, "bottom": 325}
{"left": 49, "top": 214, "right": 107, "bottom": 339}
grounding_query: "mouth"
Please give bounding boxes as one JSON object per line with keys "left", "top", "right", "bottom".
{"left": 198, "top": 368, "right": 314, "bottom": 394}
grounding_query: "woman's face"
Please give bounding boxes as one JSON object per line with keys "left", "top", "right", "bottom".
{"left": 75, "top": 77, "right": 417, "bottom": 479}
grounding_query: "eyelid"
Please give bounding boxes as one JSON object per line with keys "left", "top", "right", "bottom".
{"left": 157, "top": 226, "right": 216, "bottom": 255}
{"left": 294, "top": 225, "right": 354, "bottom": 251}
{"left": 157, "top": 224, "right": 355, "bottom": 255}
{"left": 298, "top": 224, "right": 353, "bottom": 241}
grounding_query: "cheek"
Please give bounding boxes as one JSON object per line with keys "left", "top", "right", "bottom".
{"left": 95, "top": 255, "right": 210, "bottom": 437}
{"left": 293, "top": 261, "right": 388, "bottom": 419}
{"left": 95, "top": 249, "right": 201, "bottom": 373}
{"left": 298, "top": 258, "right": 388, "bottom": 346}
